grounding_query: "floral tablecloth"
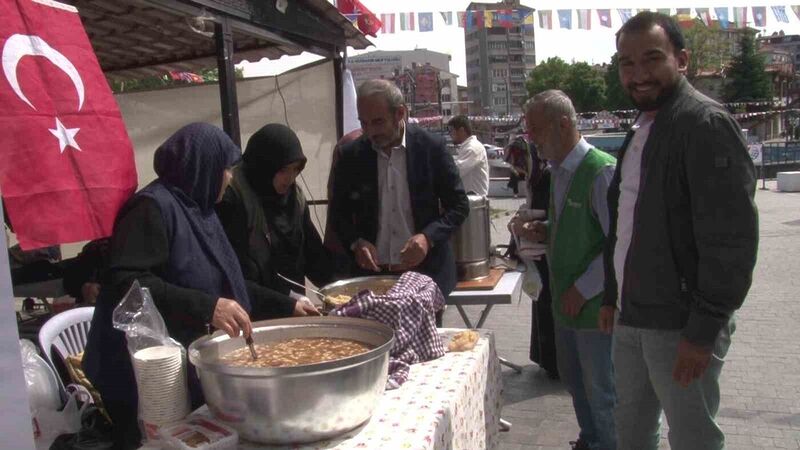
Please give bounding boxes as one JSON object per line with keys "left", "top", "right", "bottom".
{"left": 195, "top": 329, "right": 503, "bottom": 450}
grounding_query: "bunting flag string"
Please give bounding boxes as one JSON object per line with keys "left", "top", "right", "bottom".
{"left": 349, "top": 6, "right": 800, "bottom": 35}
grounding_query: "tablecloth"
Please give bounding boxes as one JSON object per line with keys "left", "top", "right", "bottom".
{"left": 191, "top": 329, "right": 503, "bottom": 450}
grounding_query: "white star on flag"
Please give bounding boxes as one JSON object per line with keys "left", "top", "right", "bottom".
{"left": 49, "top": 117, "right": 82, "bottom": 153}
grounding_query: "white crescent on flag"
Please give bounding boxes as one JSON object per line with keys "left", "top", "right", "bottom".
{"left": 2, "top": 33, "right": 84, "bottom": 111}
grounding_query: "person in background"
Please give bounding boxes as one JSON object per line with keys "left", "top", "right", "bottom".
{"left": 505, "top": 136, "right": 530, "bottom": 198}
{"left": 323, "top": 128, "right": 364, "bottom": 278}
{"left": 519, "top": 90, "right": 617, "bottom": 450}
{"left": 448, "top": 115, "right": 489, "bottom": 196}
{"left": 330, "top": 79, "right": 469, "bottom": 325}
{"left": 217, "top": 123, "right": 331, "bottom": 315}
{"left": 61, "top": 238, "right": 109, "bottom": 304}
{"left": 600, "top": 12, "right": 758, "bottom": 450}
{"left": 84, "top": 123, "right": 273, "bottom": 449}
{"left": 509, "top": 147, "right": 558, "bottom": 379}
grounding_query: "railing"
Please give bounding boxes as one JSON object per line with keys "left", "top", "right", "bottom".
{"left": 762, "top": 141, "right": 800, "bottom": 165}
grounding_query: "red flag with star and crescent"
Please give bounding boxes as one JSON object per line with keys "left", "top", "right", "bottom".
{"left": 0, "top": 0, "right": 137, "bottom": 249}
{"left": 337, "top": 0, "right": 382, "bottom": 37}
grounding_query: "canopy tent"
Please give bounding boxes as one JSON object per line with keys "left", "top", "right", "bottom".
{"left": 65, "top": 0, "right": 371, "bottom": 143}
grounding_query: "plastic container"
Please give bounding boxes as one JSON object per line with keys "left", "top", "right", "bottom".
{"left": 158, "top": 417, "right": 238, "bottom": 450}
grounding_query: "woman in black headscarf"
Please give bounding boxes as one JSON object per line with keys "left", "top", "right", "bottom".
{"left": 217, "top": 124, "right": 334, "bottom": 315}
{"left": 83, "top": 123, "right": 272, "bottom": 448}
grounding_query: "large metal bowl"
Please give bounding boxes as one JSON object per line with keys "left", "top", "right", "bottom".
{"left": 188, "top": 316, "right": 393, "bottom": 444}
{"left": 317, "top": 276, "right": 400, "bottom": 311}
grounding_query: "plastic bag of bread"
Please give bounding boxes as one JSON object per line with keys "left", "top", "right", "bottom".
{"left": 448, "top": 330, "right": 479, "bottom": 352}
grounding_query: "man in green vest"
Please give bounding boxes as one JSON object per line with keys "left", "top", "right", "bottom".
{"left": 513, "top": 90, "right": 617, "bottom": 450}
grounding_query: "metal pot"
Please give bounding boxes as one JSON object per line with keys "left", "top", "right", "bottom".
{"left": 451, "top": 194, "right": 491, "bottom": 280}
{"left": 188, "top": 316, "right": 393, "bottom": 444}
{"left": 316, "top": 276, "right": 400, "bottom": 312}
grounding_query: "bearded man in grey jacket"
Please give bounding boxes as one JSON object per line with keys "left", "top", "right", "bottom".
{"left": 599, "top": 12, "right": 759, "bottom": 450}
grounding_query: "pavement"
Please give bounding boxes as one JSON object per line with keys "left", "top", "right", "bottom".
{"left": 441, "top": 180, "right": 800, "bottom": 450}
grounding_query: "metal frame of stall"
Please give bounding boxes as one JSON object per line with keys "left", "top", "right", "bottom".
{"left": 71, "top": 0, "right": 371, "bottom": 144}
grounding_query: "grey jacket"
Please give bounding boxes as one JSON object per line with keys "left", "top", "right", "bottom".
{"left": 603, "top": 77, "right": 759, "bottom": 347}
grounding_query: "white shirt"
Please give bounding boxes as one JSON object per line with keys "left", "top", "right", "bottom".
{"left": 613, "top": 113, "right": 655, "bottom": 310}
{"left": 453, "top": 135, "right": 489, "bottom": 196}
{"left": 375, "top": 124, "right": 415, "bottom": 265}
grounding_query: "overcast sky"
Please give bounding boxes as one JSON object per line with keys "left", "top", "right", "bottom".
{"left": 240, "top": 0, "right": 800, "bottom": 84}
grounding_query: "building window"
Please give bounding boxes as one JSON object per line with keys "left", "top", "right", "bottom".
{"left": 524, "top": 55, "right": 536, "bottom": 64}
{"left": 489, "top": 55, "right": 508, "bottom": 63}
{"left": 493, "top": 97, "right": 507, "bottom": 105}
{"left": 441, "top": 94, "right": 452, "bottom": 102}
{"left": 525, "top": 40, "right": 535, "bottom": 49}
{"left": 488, "top": 41, "right": 507, "bottom": 50}
{"left": 492, "top": 69, "right": 508, "bottom": 78}
{"left": 510, "top": 68, "right": 525, "bottom": 77}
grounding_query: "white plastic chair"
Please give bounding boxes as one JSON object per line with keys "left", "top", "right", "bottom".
{"left": 38, "top": 306, "right": 95, "bottom": 378}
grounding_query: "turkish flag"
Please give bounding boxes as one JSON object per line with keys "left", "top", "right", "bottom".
{"left": 0, "top": 0, "right": 137, "bottom": 249}
{"left": 337, "top": 0, "right": 381, "bottom": 37}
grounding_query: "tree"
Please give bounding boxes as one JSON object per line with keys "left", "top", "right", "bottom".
{"left": 725, "top": 31, "right": 772, "bottom": 102}
{"left": 526, "top": 57, "right": 607, "bottom": 112}
{"left": 604, "top": 54, "right": 633, "bottom": 111}
{"left": 526, "top": 57, "right": 571, "bottom": 98}
{"left": 565, "top": 62, "right": 606, "bottom": 112}
{"left": 682, "top": 18, "right": 731, "bottom": 81}
{"left": 109, "top": 67, "right": 244, "bottom": 94}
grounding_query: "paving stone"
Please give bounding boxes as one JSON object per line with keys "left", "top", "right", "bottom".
{"left": 442, "top": 183, "right": 800, "bottom": 449}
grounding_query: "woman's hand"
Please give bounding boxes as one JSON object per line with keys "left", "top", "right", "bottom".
{"left": 292, "top": 296, "right": 321, "bottom": 316}
{"left": 212, "top": 298, "right": 253, "bottom": 338}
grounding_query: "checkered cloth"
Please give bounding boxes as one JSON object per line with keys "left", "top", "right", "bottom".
{"left": 332, "top": 271, "right": 446, "bottom": 389}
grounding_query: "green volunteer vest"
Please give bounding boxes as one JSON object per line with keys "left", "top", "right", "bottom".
{"left": 549, "top": 148, "right": 616, "bottom": 329}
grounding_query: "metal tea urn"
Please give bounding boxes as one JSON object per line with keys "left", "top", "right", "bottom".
{"left": 451, "top": 194, "right": 491, "bottom": 280}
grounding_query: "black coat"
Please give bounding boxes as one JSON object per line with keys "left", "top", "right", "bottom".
{"left": 330, "top": 125, "right": 469, "bottom": 296}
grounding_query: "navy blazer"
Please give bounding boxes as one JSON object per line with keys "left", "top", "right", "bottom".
{"left": 330, "top": 124, "right": 469, "bottom": 296}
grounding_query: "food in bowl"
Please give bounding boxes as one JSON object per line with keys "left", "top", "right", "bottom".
{"left": 324, "top": 294, "right": 352, "bottom": 307}
{"left": 221, "top": 338, "right": 373, "bottom": 368}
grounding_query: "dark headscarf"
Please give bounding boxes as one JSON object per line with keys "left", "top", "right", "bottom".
{"left": 241, "top": 124, "right": 308, "bottom": 280}
{"left": 143, "top": 123, "right": 251, "bottom": 311}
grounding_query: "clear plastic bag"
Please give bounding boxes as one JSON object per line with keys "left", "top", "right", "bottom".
{"left": 112, "top": 280, "right": 190, "bottom": 443}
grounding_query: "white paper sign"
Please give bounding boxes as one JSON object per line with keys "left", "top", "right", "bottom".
{"left": 748, "top": 143, "right": 763, "bottom": 165}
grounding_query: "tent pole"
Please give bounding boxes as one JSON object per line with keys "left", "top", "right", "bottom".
{"left": 215, "top": 17, "right": 241, "bottom": 147}
{"left": 334, "top": 47, "right": 345, "bottom": 140}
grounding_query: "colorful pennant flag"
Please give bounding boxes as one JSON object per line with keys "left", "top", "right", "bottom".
{"left": 618, "top": 9, "right": 633, "bottom": 24}
{"left": 557, "top": 9, "right": 572, "bottom": 29}
{"left": 657, "top": 8, "right": 671, "bottom": 16}
{"left": 597, "top": 9, "right": 612, "bottom": 28}
{"left": 676, "top": 8, "right": 691, "bottom": 15}
{"left": 793, "top": 6, "right": 800, "bottom": 21}
{"left": 733, "top": 6, "right": 748, "bottom": 27}
{"left": 539, "top": 10, "right": 553, "bottom": 29}
{"left": 466, "top": 10, "right": 484, "bottom": 31}
{"left": 772, "top": 5, "right": 789, "bottom": 23}
{"left": 400, "top": 12, "right": 415, "bottom": 31}
{"left": 418, "top": 12, "right": 433, "bottom": 32}
{"left": 337, "top": 0, "right": 381, "bottom": 37}
{"left": 380, "top": 13, "right": 395, "bottom": 33}
{"left": 715, "top": 7, "right": 730, "bottom": 29}
{"left": 485, "top": 10, "right": 494, "bottom": 28}
{"left": 495, "top": 9, "right": 515, "bottom": 29}
{"left": 753, "top": 6, "right": 767, "bottom": 27}
{"left": 343, "top": 13, "right": 358, "bottom": 24}
{"left": 440, "top": 11, "right": 453, "bottom": 25}
{"left": 523, "top": 11, "right": 535, "bottom": 31}
{"left": 696, "top": 8, "right": 712, "bottom": 26}
{"left": 577, "top": 9, "right": 591, "bottom": 30}
{"left": 457, "top": 11, "right": 466, "bottom": 28}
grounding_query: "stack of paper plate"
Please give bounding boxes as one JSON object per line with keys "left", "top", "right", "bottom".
{"left": 132, "top": 345, "right": 189, "bottom": 426}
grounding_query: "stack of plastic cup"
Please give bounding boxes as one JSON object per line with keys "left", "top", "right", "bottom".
{"left": 132, "top": 345, "right": 190, "bottom": 426}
